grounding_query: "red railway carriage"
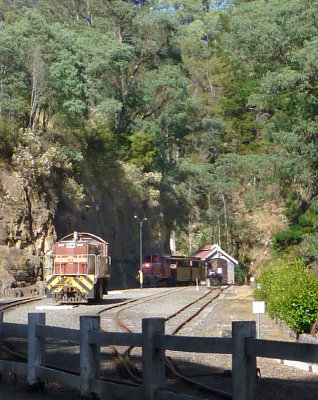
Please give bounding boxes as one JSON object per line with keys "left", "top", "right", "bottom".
{"left": 141, "top": 254, "right": 204, "bottom": 286}
{"left": 142, "top": 255, "right": 171, "bottom": 285}
{"left": 45, "top": 232, "right": 111, "bottom": 303}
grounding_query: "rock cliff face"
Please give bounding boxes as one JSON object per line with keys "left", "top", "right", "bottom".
{"left": 0, "top": 160, "right": 154, "bottom": 295}
{"left": 0, "top": 165, "right": 56, "bottom": 295}
{"left": 0, "top": 140, "right": 168, "bottom": 296}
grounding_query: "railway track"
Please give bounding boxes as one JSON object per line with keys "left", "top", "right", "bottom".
{"left": 1, "top": 288, "right": 190, "bottom": 380}
{"left": 1, "top": 286, "right": 231, "bottom": 399}
{"left": 0, "top": 295, "right": 45, "bottom": 312}
{"left": 0, "top": 295, "right": 46, "bottom": 362}
{"left": 102, "top": 285, "right": 232, "bottom": 398}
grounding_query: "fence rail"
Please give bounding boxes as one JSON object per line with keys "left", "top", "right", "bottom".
{"left": 0, "top": 311, "right": 317, "bottom": 400}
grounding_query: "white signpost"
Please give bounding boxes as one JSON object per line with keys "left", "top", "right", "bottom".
{"left": 253, "top": 301, "right": 265, "bottom": 339}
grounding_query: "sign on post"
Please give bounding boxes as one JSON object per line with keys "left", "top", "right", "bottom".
{"left": 253, "top": 301, "right": 265, "bottom": 339}
{"left": 253, "top": 301, "right": 265, "bottom": 314}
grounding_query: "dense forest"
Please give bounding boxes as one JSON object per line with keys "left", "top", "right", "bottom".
{"left": 0, "top": 0, "right": 317, "bottom": 332}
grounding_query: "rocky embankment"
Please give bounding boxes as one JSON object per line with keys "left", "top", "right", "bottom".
{"left": 0, "top": 164, "right": 56, "bottom": 297}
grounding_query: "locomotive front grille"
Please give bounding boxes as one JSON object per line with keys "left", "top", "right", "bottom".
{"left": 46, "top": 274, "right": 96, "bottom": 303}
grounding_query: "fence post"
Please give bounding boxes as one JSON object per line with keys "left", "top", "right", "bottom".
{"left": 0, "top": 311, "right": 3, "bottom": 354}
{"left": 142, "top": 318, "right": 165, "bottom": 400}
{"left": 80, "top": 315, "right": 100, "bottom": 398}
{"left": 27, "top": 312, "right": 45, "bottom": 388}
{"left": 0, "top": 311, "right": 3, "bottom": 381}
{"left": 232, "top": 321, "right": 256, "bottom": 400}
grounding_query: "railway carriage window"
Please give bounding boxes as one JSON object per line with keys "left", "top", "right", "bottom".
{"left": 98, "top": 244, "right": 103, "bottom": 255}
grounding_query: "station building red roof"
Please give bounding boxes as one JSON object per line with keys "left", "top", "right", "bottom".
{"left": 192, "top": 244, "right": 238, "bottom": 264}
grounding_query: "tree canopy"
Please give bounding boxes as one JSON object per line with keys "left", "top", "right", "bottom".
{"left": 0, "top": 0, "right": 317, "bottom": 330}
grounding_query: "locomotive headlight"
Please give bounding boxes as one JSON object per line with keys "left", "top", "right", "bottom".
{"left": 145, "top": 263, "right": 150, "bottom": 268}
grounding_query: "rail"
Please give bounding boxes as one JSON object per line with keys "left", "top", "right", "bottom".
{"left": 0, "top": 312, "right": 317, "bottom": 400}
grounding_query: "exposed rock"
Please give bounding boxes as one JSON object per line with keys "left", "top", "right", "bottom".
{"left": 298, "top": 334, "right": 318, "bottom": 344}
{"left": 0, "top": 264, "right": 15, "bottom": 292}
{"left": 0, "top": 164, "right": 57, "bottom": 293}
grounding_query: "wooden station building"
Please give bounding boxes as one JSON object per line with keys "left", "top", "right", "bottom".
{"left": 192, "top": 244, "right": 238, "bottom": 284}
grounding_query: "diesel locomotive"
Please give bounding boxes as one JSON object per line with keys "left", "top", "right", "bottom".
{"left": 45, "top": 232, "right": 111, "bottom": 303}
{"left": 140, "top": 254, "right": 205, "bottom": 286}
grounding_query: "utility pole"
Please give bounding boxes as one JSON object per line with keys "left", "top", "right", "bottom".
{"left": 134, "top": 216, "right": 147, "bottom": 289}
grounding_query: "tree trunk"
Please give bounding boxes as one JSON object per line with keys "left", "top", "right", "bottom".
{"left": 29, "top": 52, "right": 41, "bottom": 129}
{"left": 188, "top": 185, "right": 193, "bottom": 254}
{"left": 85, "top": 0, "right": 92, "bottom": 26}
{"left": 189, "top": 213, "right": 193, "bottom": 254}
{"left": 222, "top": 193, "right": 229, "bottom": 251}
{"left": 207, "top": 193, "right": 213, "bottom": 243}
{"left": 30, "top": 81, "right": 38, "bottom": 128}
{"left": 217, "top": 215, "right": 221, "bottom": 247}
{"left": 72, "top": 0, "right": 81, "bottom": 20}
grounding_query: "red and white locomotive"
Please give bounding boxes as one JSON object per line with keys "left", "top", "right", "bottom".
{"left": 45, "top": 232, "right": 111, "bottom": 303}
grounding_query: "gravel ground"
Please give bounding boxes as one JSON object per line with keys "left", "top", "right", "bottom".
{"left": 1, "top": 285, "right": 317, "bottom": 399}
{"left": 164, "top": 285, "right": 318, "bottom": 399}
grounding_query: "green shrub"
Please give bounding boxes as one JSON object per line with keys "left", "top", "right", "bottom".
{"left": 235, "top": 263, "right": 248, "bottom": 285}
{"left": 272, "top": 227, "right": 303, "bottom": 249}
{"left": 300, "top": 235, "right": 318, "bottom": 262}
{"left": 0, "top": 119, "right": 20, "bottom": 160}
{"left": 255, "top": 259, "right": 318, "bottom": 334}
{"left": 273, "top": 196, "right": 318, "bottom": 250}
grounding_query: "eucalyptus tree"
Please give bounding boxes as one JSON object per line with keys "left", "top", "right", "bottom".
{"left": 0, "top": 10, "right": 88, "bottom": 132}
{"left": 217, "top": 0, "right": 318, "bottom": 266}
{"left": 76, "top": 1, "right": 198, "bottom": 179}
{"left": 226, "top": 0, "right": 318, "bottom": 199}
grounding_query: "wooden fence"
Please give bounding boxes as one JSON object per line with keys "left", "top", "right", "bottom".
{"left": 0, "top": 312, "right": 317, "bottom": 400}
